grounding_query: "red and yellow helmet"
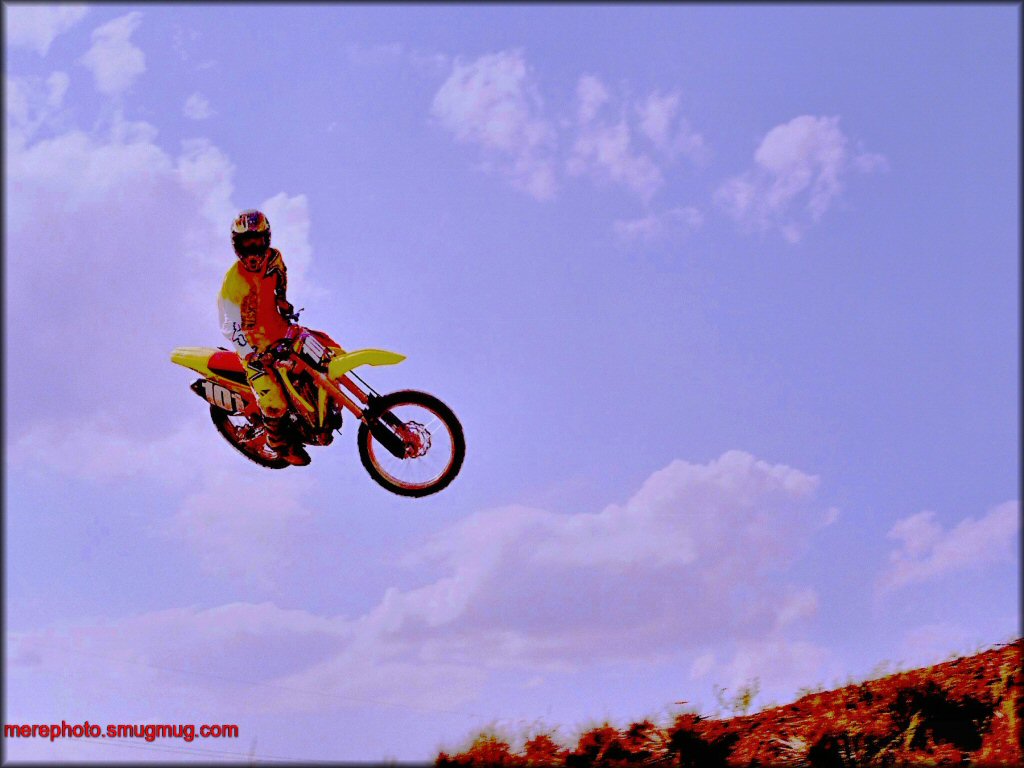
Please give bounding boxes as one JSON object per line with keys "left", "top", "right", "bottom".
{"left": 231, "top": 209, "right": 271, "bottom": 270}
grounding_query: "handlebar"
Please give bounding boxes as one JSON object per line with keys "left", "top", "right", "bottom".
{"left": 255, "top": 321, "right": 320, "bottom": 367}
{"left": 259, "top": 338, "right": 296, "bottom": 367}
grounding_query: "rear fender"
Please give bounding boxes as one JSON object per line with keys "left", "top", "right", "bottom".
{"left": 174, "top": 347, "right": 255, "bottom": 412}
{"left": 171, "top": 346, "right": 221, "bottom": 378}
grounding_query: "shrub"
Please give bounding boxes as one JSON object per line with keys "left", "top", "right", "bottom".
{"left": 524, "top": 733, "right": 568, "bottom": 766}
{"left": 891, "top": 680, "right": 991, "bottom": 752}
{"left": 665, "top": 713, "right": 738, "bottom": 768}
{"left": 438, "top": 733, "right": 520, "bottom": 767}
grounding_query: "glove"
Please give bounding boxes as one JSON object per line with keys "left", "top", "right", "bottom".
{"left": 277, "top": 298, "right": 301, "bottom": 323}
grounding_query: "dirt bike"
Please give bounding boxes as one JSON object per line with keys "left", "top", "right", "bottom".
{"left": 170, "top": 323, "right": 465, "bottom": 497}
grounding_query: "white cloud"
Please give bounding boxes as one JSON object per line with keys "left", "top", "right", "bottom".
{"left": 46, "top": 70, "right": 70, "bottom": 106}
{"left": 10, "top": 598, "right": 483, "bottom": 719}
{"left": 269, "top": 649, "right": 488, "bottom": 715}
{"left": 13, "top": 408, "right": 324, "bottom": 592}
{"left": 259, "top": 192, "right": 325, "bottom": 302}
{"left": 171, "top": 25, "right": 198, "bottom": 61}
{"left": 171, "top": 27, "right": 217, "bottom": 72}
{"left": 569, "top": 119, "right": 663, "bottom": 202}
{"left": 715, "top": 115, "right": 886, "bottom": 242}
{"left": 6, "top": 74, "right": 324, "bottom": 586}
{"left": 636, "top": 91, "right": 676, "bottom": 149}
{"left": 689, "top": 652, "right": 716, "bottom": 680}
{"left": 898, "top": 623, "right": 987, "bottom": 670}
{"left": 345, "top": 41, "right": 448, "bottom": 79}
{"left": 432, "top": 49, "right": 557, "bottom": 200}
{"left": 5, "top": 71, "right": 71, "bottom": 148}
{"left": 365, "top": 450, "right": 827, "bottom": 667}
{"left": 613, "top": 206, "right": 703, "bottom": 246}
{"left": 10, "top": 450, "right": 832, "bottom": 719}
{"left": 613, "top": 213, "right": 662, "bottom": 244}
{"left": 567, "top": 75, "right": 664, "bottom": 202}
{"left": 14, "top": 416, "right": 321, "bottom": 589}
{"left": 6, "top": 118, "right": 212, "bottom": 433}
{"left": 183, "top": 91, "right": 214, "bottom": 120}
{"left": 6, "top": 71, "right": 71, "bottom": 120}
{"left": 6, "top": 72, "right": 316, "bottom": 437}
{"left": 431, "top": 57, "right": 708, "bottom": 207}
{"left": 5, "top": 4, "right": 89, "bottom": 55}
{"left": 854, "top": 149, "right": 890, "bottom": 174}
{"left": 715, "top": 637, "right": 837, "bottom": 703}
{"left": 175, "top": 137, "right": 253, "bottom": 321}
{"left": 408, "top": 49, "right": 452, "bottom": 78}
{"left": 878, "top": 500, "right": 1020, "bottom": 593}
{"left": 15, "top": 417, "right": 211, "bottom": 485}
{"left": 576, "top": 74, "right": 610, "bottom": 125}
{"left": 9, "top": 602, "right": 353, "bottom": 713}
{"left": 79, "top": 12, "right": 146, "bottom": 96}
{"left": 636, "top": 90, "right": 708, "bottom": 163}
{"left": 175, "top": 138, "right": 237, "bottom": 246}
{"left": 774, "top": 587, "right": 819, "bottom": 628}
{"left": 163, "top": 470, "right": 318, "bottom": 587}
{"left": 567, "top": 79, "right": 709, "bottom": 204}
{"left": 432, "top": 50, "right": 544, "bottom": 154}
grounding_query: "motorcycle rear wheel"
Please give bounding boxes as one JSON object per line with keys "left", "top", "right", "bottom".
{"left": 209, "top": 405, "right": 289, "bottom": 469}
{"left": 358, "top": 390, "right": 465, "bottom": 497}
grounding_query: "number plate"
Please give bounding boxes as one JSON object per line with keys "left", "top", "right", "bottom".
{"left": 201, "top": 380, "right": 246, "bottom": 412}
{"left": 301, "top": 333, "right": 327, "bottom": 365}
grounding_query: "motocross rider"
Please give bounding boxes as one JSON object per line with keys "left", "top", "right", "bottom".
{"left": 218, "top": 209, "right": 311, "bottom": 466}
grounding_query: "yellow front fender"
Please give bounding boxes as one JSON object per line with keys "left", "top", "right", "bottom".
{"left": 328, "top": 348, "right": 406, "bottom": 379}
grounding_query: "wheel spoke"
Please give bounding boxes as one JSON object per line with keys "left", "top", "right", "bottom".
{"left": 366, "top": 400, "right": 457, "bottom": 491}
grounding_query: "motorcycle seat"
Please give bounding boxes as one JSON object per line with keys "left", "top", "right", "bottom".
{"left": 209, "top": 350, "right": 248, "bottom": 384}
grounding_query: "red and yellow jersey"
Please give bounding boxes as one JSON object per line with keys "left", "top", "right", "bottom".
{"left": 217, "top": 248, "right": 292, "bottom": 356}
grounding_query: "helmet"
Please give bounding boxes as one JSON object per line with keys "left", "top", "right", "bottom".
{"left": 231, "top": 209, "right": 271, "bottom": 271}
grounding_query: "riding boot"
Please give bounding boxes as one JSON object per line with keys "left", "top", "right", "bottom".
{"left": 263, "top": 416, "right": 311, "bottom": 466}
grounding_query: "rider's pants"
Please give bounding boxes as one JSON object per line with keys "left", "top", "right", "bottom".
{"left": 244, "top": 356, "right": 288, "bottom": 420}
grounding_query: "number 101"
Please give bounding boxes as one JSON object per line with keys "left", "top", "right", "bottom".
{"left": 201, "top": 381, "right": 246, "bottom": 412}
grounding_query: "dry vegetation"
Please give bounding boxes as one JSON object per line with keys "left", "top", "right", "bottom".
{"left": 437, "top": 639, "right": 1021, "bottom": 767}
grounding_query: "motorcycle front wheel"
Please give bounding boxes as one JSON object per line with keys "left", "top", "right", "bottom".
{"left": 358, "top": 390, "right": 465, "bottom": 497}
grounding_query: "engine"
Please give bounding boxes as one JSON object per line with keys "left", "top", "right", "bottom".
{"left": 288, "top": 369, "right": 342, "bottom": 445}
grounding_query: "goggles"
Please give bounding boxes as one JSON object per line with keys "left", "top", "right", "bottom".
{"left": 236, "top": 234, "right": 267, "bottom": 253}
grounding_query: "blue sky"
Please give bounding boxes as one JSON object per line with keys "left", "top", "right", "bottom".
{"left": 4, "top": 3, "right": 1019, "bottom": 763}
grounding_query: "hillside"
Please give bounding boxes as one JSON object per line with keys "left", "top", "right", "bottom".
{"left": 437, "top": 639, "right": 1021, "bottom": 767}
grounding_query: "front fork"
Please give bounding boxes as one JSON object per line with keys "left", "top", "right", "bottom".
{"left": 297, "top": 364, "right": 408, "bottom": 459}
